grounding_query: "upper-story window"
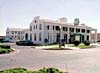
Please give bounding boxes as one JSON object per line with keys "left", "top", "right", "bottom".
{"left": 6, "top": 31, "right": 9, "bottom": 34}
{"left": 69, "top": 28, "right": 74, "bottom": 32}
{"left": 35, "top": 20, "right": 36, "bottom": 23}
{"left": 76, "top": 28, "right": 80, "bottom": 32}
{"left": 55, "top": 26, "right": 60, "bottom": 31}
{"left": 87, "top": 30, "right": 90, "bottom": 33}
{"left": 18, "top": 31, "right": 20, "bottom": 34}
{"left": 63, "top": 27, "right": 68, "bottom": 31}
{"left": 33, "top": 25, "right": 35, "bottom": 29}
{"left": 30, "top": 26, "right": 32, "bottom": 31}
{"left": 47, "top": 25, "right": 49, "bottom": 30}
{"left": 12, "top": 31, "right": 14, "bottom": 34}
{"left": 82, "top": 29, "right": 85, "bottom": 33}
{"left": 15, "top": 31, "right": 17, "bottom": 34}
{"left": 39, "top": 24, "right": 42, "bottom": 30}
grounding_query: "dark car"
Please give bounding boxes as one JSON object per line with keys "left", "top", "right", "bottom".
{"left": 0, "top": 39, "right": 10, "bottom": 43}
{"left": 16, "top": 40, "right": 34, "bottom": 46}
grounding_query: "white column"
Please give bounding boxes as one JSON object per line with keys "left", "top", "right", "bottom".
{"left": 95, "top": 29, "right": 97, "bottom": 43}
{"left": 84, "top": 29, "right": 87, "bottom": 41}
{"left": 89, "top": 30, "right": 91, "bottom": 42}
{"left": 67, "top": 27, "right": 70, "bottom": 43}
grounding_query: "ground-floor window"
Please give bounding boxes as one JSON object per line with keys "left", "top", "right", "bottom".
{"left": 82, "top": 35, "right": 84, "bottom": 42}
{"left": 34, "top": 33, "right": 36, "bottom": 41}
{"left": 56, "top": 33, "right": 60, "bottom": 43}
{"left": 87, "top": 35, "right": 89, "bottom": 40}
{"left": 39, "top": 33, "right": 41, "bottom": 41}
{"left": 30, "top": 33, "right": 32, "bottom": 41}
{"left": 25, "top": 33, "right": 28, "bottom": 40}
{"left": 64, "top": 34, "right": 67, "bottom": 43}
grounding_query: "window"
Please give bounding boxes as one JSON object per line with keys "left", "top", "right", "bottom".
{"left": 36, "top": 25, "right": 37, "bottom": 29}
{"left": 76, "top": 28, "right": 80, "bottom": 32}
{"left": 55, "top": 26, "right": 60, "bottom": 31}
{"left": 18, "top": 36, "right": 20, "bottom": 40}
{"left": 70, "top": 28, "right": 74, "bottom": 32}
{"left": 39, "top": 33, "right": 41, "bottom": 41}
{"left": 34, "top": 33, "right": 36, "bottom": 41}
{"left": 30, "top": 26, "right": 32, "bottom": 31}
{"left": 15, "top": 31, "right": 17, "bottom": 34}
{"left": 47, "top": 25, "right": 49, "bottom": 30}
{"left": 87, "top": 35, "right": 89, "bottom": 40}
{"left": 35, "top": 20, "right": 36, "bottom": 23}
{"left": 12, "top": 31, "right": 14, "bottom": 34}
{"left": 39, "top": 24, "right": 42, "bottom": 30}
{"left": 34, "top": 25, "right": 35, "bottom": 29}
{"left": 18, "top": 31, "right": 20, "bottom": 34}
{"left": 53, "top": 25, "right": 55, "bottom": 30}
{"left": 15, "top": 36, "right": 16, "bottom": 38}
{"left": 82, "top": 29, "right": 85, "bottom": 33}
{"left": 6, "top": 31, "right": 9, "bottom": 34}
{"left": 30, "top": 33, "right": 32, "bottom": 40}
{"left": 63, "top": 27, "right": 67, "bottom": 31}
{"left": 87, "top": 30, "right": 90, "bottom": 33}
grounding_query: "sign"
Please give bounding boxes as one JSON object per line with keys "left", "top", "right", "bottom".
{"left": 75, "top": 35, "right": 80, "bottom": 41}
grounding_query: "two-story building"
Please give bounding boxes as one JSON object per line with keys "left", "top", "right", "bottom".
{"left": 6, "top": 16, "right": 97, "bottom": 44}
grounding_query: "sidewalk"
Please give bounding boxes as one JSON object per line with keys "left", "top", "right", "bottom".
{"left": 34, "top": 45, "right": 80, "bottom": 50}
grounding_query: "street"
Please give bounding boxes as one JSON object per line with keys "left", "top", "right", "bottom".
{"left": 0, "top": 43, "right": 100, "bottom": 73}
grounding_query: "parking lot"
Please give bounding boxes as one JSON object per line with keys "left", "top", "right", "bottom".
{"left": 0, "top": 43, "right": 100, "bottom": 73}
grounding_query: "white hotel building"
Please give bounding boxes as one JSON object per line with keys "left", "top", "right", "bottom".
{"left": 6, "top": 16, "right": 97, "bottom": 45}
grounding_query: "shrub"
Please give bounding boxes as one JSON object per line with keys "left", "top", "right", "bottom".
{"left": 73, "top": 40, "right": 80, "bottom": 46}
{"left": 38, "top": 67, "right": 63, "bottom": 73}
{"left": 0, "top": 67, "right": 65, "bottom": 73}
{"left": 84, "top": 41, "right": 90, "bottom": 46}
{"left": 0, "top": 45, "right": 10, "bottom": 49}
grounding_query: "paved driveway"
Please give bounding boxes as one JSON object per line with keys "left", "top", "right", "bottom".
{"left": 0, "top": 43, "right": 100, "bottom": 73}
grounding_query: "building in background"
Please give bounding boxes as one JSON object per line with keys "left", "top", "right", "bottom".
{"left": 6, "top": 16, "right": 97, "bottom": 44}
{"left": 6, "top": 28, "right": 25, "bottom": 42}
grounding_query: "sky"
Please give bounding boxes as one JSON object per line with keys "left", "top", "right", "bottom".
{"left": 0, "top": 0, "right": 100, "bottom": 36}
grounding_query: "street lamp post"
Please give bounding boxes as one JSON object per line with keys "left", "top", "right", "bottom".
{"left": 59, "top": 26, "right": 61, "bottom": 48}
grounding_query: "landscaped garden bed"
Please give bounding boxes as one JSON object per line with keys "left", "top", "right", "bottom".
{"left": 0, "top": 45, "right": 14, "bottom": 54}
{"left": 0, "top": 67, "right": 66, "bottom": 73}
{"left": 67, "top": 43, "right": 96, "bottom": 49}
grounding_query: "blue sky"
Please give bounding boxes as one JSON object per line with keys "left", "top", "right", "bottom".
{"left": 0, "top": 0, "right": 100, "bottom": 36}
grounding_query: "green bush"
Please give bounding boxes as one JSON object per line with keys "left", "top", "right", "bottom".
{"left": 0, "top": 45, "right": 10, "bottom": 49}
{"left": 0, "top": 67, "right": 64, "bottom": 73}
{"left": 73, "top": 40, "right": 80, "bottom": 46}
{"left": 83, "top": 41, "right": 90, "bottom": 46}
{"left": 0, "top": 68, "right": 34, "bottom": 73}
{"left": 38, "top": 67, "right": 64, "bottom": 73}
{"left": 0, "top": 47, "right": 13, "bottom": 54}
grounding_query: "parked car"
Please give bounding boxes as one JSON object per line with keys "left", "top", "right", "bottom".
{"left": 0, "top": 39, "right": 10, "bottom": 43}
{"left": 16, "top": 40, "right": 34, "bottom": 46}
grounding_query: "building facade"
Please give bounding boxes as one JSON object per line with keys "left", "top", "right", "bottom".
{"left": 6, "top": 16, "right": 97, "bottom": 44}
{"left": 6, "top": 28, "right": 25, "bottom": 42}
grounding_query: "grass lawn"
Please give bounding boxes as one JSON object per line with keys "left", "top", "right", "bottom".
{"left": 0, "top": 67, "right": 65, "bottom": 73}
